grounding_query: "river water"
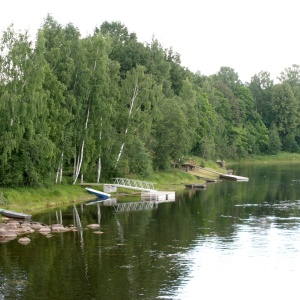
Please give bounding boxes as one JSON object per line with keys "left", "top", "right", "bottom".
{"left": 1, "top": 162, "right": 300, "bottom": 300}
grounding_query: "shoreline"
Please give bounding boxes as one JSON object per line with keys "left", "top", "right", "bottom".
{"left": 1, "top": 153, "right": 300, "bottom": 214}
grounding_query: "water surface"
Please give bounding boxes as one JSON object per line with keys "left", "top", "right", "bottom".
{"left": 1, "top": 162, "right": 300, "bottom": 299}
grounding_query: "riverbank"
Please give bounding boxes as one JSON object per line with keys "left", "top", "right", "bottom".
{"left": 232, "top": 152, "right": 300, "bottom": 163}
{"left": 0, "top": 164, "right": 221, "bottom": 214}
{"left": 1, "top": 153, "right": 300, "bottom": 214}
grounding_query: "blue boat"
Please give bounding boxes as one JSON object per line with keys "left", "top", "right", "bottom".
{"left": 85, "top": 188, "right": 111, "bottom": 200}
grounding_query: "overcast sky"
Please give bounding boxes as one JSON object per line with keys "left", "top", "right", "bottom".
{"left": 1, "top": 0, "right": 299, "bottom": 83}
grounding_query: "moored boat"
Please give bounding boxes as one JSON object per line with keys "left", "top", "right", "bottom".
{"left": 0, "top": 209, "right": 32, "bottom": 220}
{"left": 85, "top": 188, "right": 111, "bottom": 200}
{"left": 185, "top": 183, "right": 207, "bottom": 189}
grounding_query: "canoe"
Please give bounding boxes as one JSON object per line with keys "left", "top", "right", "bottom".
{"left": 85, "top": 188, "right": 111, "bottom": 200}
{"left": 0, "top": 209, "right": 32, "bottom": 220}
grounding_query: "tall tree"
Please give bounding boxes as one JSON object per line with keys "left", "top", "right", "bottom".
{"left": 114, "top": 65, "right": 160, "bottom": 171}
{"left": 0, "top": 25, "right": 55, "bottom": 185}
{"left": 154, "top": 97, "right": 190, "bottom": 169}
{"left": 249, "top": 71, "right": 273, "bottom": 126}
{"left": 270, "top": 83, "right": 299, "bottom": 149}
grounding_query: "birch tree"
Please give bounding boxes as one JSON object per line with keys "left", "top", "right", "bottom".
{"left": 72, "top": 33, "right": 112, "bottom": 184}
{"left": 41, "top": 17, "right": 77, "bottom": 184}
{"left": 114, "top": 65, "right": 160, "bottom": 170}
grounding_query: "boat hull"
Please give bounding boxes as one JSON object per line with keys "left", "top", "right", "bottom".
{"left": 0, "top": 209, "right": 32, "bottom": 220}
{"left": 85, "top": 188, "right": 111, "bottom": 200}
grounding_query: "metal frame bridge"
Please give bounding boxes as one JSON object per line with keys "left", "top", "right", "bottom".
{"left": 112, "top": 178, "right": 156, "bottom": 192}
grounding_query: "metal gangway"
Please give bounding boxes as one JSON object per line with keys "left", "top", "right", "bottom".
{"left": 113, "top": 201, "right": 159, "bottom": 212}
{"left": 112, "top": 178, "right": 156, "bottom": 192}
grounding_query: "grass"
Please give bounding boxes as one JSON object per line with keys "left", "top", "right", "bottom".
{"left": 2, "top": 154, "right": 299, "bottom": 214}
{"left": 232, "top": 152, "right": 300, "bottom": 164}
{"left": 0, "top": 185, "right": 90, "bottom": 213}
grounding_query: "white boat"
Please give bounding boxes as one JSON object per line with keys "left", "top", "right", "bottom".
{"left": 0, "top": 209, "right": 32, "bottom": 220}
{"left": 85, "top": 188, "right": 111, "bottom": 200}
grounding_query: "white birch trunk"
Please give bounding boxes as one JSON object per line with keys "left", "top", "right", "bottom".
{"left": 73, "top": 88, "right": 92, "bottom": 184}
{"left": 97, "top": 156, "right": 101, "bottom": 183}
{"left": 55, "top": 151, "right": 64, "bottom": 184}
{"left": 73, "top": 139, "right": 85, "bottom": 184}
{"left": 114, "top": 80, "right": 139, "bottom": 169}
{"left": 97, "top": 117, "right": 103, "bottom": 183}
{"left": 73, "top": 50, "right": 98, "bottom": 184}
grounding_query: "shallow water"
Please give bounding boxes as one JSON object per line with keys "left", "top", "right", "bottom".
{"left": 1, "top": 162, "right": 300, "bottom": 299}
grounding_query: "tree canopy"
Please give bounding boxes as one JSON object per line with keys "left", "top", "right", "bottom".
{"left": 0, "top": 16, "right": 299, "bottom": 187}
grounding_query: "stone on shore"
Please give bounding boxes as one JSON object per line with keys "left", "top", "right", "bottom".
{"left": 18, "top": 237, "right": 31, "bottom": 245}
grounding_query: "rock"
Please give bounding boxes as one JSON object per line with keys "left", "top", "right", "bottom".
{"left": 51, "top": 224, "right": 64, "bottom": 228}
{"left": 52, "top": 226, "right": 69, "bottom": 232}
{"left": 18, "top": 237, "right": 31, "bottom": 245}
{"left": 87, "top": 224, "right": 100, "bottom": 229}
{"left": 18, "top": 226, "right": 35, "bottom": 234}
{"left": 39, "top": 226, "right": 51, "bottom": 234}
{"left": 0, "top": 236, "right": 17, "bottom": 243}
{"left": 30, "top": 224, "right": 43, "bottom": 230}
{"left": 0, "top": 230, "right": 17, "bottom": 238}
{"left": 7, "top": 221, "right": 20, "bottom": 227}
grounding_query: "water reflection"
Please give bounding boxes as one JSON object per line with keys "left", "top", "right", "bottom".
{"left": 2, "top": 163, "right": 300, "bottom": 299}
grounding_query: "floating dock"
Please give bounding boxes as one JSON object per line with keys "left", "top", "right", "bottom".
{"left": 141, "top": 191, "right": 175, "bottom": 201}
{"left": 219, "top": 174, "right": 249, "bottom": 182}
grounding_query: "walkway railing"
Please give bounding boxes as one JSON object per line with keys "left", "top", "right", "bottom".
{"left": 113, "top": 201, "right": 158, "bottom": 212}
{"left": 112, "top": 178, "right": 156, "bottom": 191}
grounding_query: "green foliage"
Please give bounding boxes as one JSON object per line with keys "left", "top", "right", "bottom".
{"left": 123, "top": 138, "right": 153, "bottom": 177}
{"left": 268, "top": 124, "right": 282, "bottom": 155}
{"left": 153, "top": 97, "right": 190, "bottom": 170}
{"left": 1, "top": 18, "right": 300, "bottom": 188}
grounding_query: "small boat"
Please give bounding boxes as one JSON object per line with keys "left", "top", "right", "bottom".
{"left": 185, "top": 184, "right": 207, "bottom": 189}
{"left": 85, "top": 188, "right": 111, "bottom": 200}
{"left": 0, "top": 209, "right": 32, "bottom": 220}
{"left": 206, "top": 179, "right": 219, "bottom": 183}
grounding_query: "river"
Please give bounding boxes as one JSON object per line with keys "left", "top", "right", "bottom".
{"left": 1, "top": 162, "right": 300, "bottom": 300}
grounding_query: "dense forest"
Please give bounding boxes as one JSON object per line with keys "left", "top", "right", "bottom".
{"left": 0, "top": 15, "right": 299, "bottom": 187}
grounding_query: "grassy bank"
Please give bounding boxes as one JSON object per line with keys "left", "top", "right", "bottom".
{"left": 0, "top": 185, "right": 90, "bottom": 213}
{"left": 0, "top": 161, "right": 222, "bottom": 213}
{"left": 2, "top": 153, "right": 298, "bottom": 214}
{"left": 233, "top": 152, "right": 300, "bottom": 164}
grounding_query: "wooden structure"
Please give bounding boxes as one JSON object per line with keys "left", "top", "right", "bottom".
{"left": 219, "top": 173, "right": 249, "bottom": 181}
{"left": 180, "top": 159, "right": 197, "bottom": 172}
{"left": 185, "top": 184, "right": 207, "bottom": 189}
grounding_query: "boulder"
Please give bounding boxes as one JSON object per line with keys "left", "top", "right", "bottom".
{"left": 0, "top": 230, "right": 17, "bottom": 238}
{"left": 87, "top": 224, "right": 100, "bottom": 229}
{"left": 18, "top": 237, "right": 31, "bottom": 245}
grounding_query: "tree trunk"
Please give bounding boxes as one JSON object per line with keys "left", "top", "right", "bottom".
{"left": 114, "top": 80, "right": 139, "bottom": 169}
{"left": 97, "top": 156, "right": 101, "bottom": 183}
{"left": 55, "top": 151, "right": 64, "bottom": 184}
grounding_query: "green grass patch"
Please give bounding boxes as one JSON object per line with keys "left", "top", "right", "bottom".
{"left": 0, "top": 185, "right": 90, "bottom": 213}
{"left": 147, "top": 170, "right": 204, "bottom": 190}
{"left": 4, "top": 153, "right": 298, "bottom": 214}
{"left": 233, "top": 152, "right": 300, "bottom": 164}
